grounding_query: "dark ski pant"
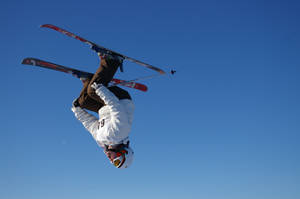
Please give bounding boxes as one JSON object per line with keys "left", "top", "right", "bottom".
{"left": 77, "top": 57, "right": 131, "bottom": 113}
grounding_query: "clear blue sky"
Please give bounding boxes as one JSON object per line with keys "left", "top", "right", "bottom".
{"left": 1, "top": 0, "right": 300, "bottom": 198}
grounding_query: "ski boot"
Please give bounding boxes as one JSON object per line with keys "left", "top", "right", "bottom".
{"left": 91, "top": 45, "right": 124, "bottom": 72}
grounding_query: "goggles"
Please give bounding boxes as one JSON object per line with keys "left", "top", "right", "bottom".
{"left": 113, "top": 156, "right": 124, "bottom": 167}
{"left": 112, "top": 149, "right": 128, "bottom": 168}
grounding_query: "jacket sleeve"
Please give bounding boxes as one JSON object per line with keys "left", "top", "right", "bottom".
{"left": 71, "top": 106, "right": 99, "bottom": 138}
{"left": 94, "top": 86, "right": 120, "bottom": 107}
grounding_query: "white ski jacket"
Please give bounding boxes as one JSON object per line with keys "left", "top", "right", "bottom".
{"left": 72, "top": 86, "right": 134, "bottom": 148}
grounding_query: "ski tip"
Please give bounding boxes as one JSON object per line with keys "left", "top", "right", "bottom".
{"left": 21, "top": 57, "right": 38, "bottom": 66}
{"left": 21, "top": 58, "right": 31, "bottom": 65}
{"left": 40, "top": 24, "right": 51, "bottom": 28}
{"left": 40, "top": 24, "right": 56, "bottom": 29}
{"left": 40, "top": 24, "right": 47, "bottom": 28}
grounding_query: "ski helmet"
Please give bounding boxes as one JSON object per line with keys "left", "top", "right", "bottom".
{"left": 112, "top": 146, "right": 134, "bottom": 169}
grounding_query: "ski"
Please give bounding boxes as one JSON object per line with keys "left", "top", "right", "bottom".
{"left": 40, "top": 24, "right": 166, "bottom": 75}
{"left": 21, "top": 58, "right": 148, "bottom": 92}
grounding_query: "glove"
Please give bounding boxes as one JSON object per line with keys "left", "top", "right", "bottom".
{"left": 72, "top": 98, "right": 80, "bottom": 108}
{"left": 91, "top": 82, "right": 103, "bottom": 90}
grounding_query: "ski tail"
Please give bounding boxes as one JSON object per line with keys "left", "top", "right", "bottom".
{"left": 21, "top": 58, "right": 148, "bottom": 92}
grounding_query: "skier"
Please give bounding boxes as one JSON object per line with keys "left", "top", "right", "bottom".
{"left": 71, "top": 46, "right": 134, "bottom": 169}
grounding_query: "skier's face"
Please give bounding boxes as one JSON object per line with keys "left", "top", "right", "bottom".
{"left": 105, "top": 150, "right": 118, "bottom": 162}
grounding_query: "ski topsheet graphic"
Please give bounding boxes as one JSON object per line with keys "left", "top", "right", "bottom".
{"left": 21, "top": 58, "right": 148, "bottom": 92}
{"left": 40, "top": 24, "right": 166, "bottom": 75}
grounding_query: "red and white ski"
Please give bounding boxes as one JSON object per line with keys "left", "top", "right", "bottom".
{"left": 40, "top": 24, "right": 166, "bottom": 75}
{"left": 21, "top": 58, "right": 148, "bottom": 92}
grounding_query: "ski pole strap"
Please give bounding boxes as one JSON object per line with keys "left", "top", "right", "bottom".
{"left": 119, "top": 63, "right": 124, "bottom": 72}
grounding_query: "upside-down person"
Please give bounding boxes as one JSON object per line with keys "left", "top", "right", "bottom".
{"left": 72, "top": 46, "right": 134, "bottom": 169}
